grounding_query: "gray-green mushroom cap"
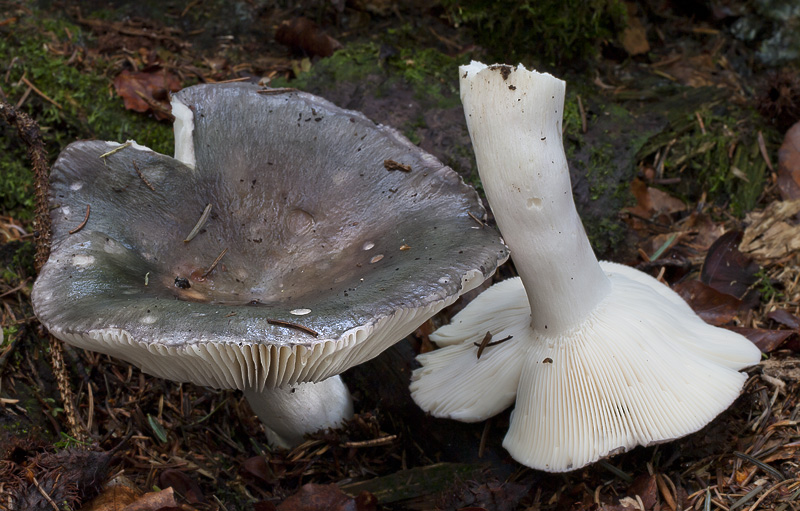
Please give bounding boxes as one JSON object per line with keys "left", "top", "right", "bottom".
{"left": 32, "top": 83, "right": 508, "bottom": 445}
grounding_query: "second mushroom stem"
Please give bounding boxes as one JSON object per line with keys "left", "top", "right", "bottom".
{"left": 461, "top": 63, "right": 611, "bottom": 335}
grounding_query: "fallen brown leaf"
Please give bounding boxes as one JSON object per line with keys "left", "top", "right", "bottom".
{"left": 113, "top": 67, "right": 181, "bottom": 121}
{"left": 727, "top": 327, "right": 798, "bottom": 353}
{"left": 626, "top": 178, "right": 687, "bottom": 220}
{"left": 277, "top": 483, "right": 375, "bottom": 511}
{"left": 159, "top": 469, "right": 205, "bottom": 504}
{"left": 767, "top": 309, "right": 800, "bottom": 329}
{"left": 627, "top": 474, "right": 658, "bottom": 510}
{"left": 275, "top": 17, "right": 342, "bottom": 58}
{"left": 673, "top": 280, "right": 744, "bottom": 326}
{"left": 619, "top": 3, "right": 650, "bottom": 56}
{"left": 777, "top": 121, "right": 800, "bottom": 200}
{"left": 700, "top": 230, "right": 760, "bottom": 305}
{"left": 81, "top": 477, "right": 140, "bottom": 511}
{"left": 120, "top": 487, "right": 190, "bottom": 511}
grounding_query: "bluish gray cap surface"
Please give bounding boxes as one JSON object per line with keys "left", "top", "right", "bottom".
{"left": 32, "top": 83, "right": 508, "bottom": 391}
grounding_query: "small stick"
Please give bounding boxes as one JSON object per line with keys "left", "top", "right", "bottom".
{"left": 21, "top": 76, "right": 62, "bottom": 110}
{"left": 257, "top": 87, "right": 298, "bottom": 95}
{"left": 478, "top": 418, "right": 491, "bottom": 458}
{"left": 211, "top": 76, "right": 251, "bottom": 84}
{"left": 757, "top": 131, "right": 773, "bottom": 172}
{"left": 341, "top": 434, "right": 398, "bottom": 448}
{"left": 474, "top": 331, "right": 492, "bottom": 359}
{"left": 99, "top": 140, "right": 132, "bottom": 159}
{"left": 184, "top": 203, "right": 212, "bottom": 242}
{"left": 695, "top": 111, "right": 707, "bottom": 135}
{"left": 202, "top": 247, "right": 228, "bottom": 277}
{"left": 31, "top": 475, "right": 60, "bottom": 511}
{"left": 577, "top": 94, "right": 587, "bottom": 134}
{"left": 384, "top": 159, "right": 412, "bottom": 172}
{"left": 68, "top": 204, "right": 90, "bottom": 234}
{"left": 467, "top": 211, "right": 484, "bottom": 227}
{"left": 474, "top": 333, "right": 513, "bottom": 359}
{"left": 132, "top": 160, "right": 155, "bottom": 191}
{"left": 267, "top": 318, "right": 319, "bottom": 337}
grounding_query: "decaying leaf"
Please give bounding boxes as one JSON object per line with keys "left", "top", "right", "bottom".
{"left": 741, "top": 199, "right": 800, "bottom": 258}
{"left": 277, "top": 483, "right": 376, "bottom": 511}
{"left": 627, "top": 474, "right": 658, "bottom": 510}
{"left": 701, "top": 230, "right": 760, "bottom": 304}
{"left": 275, "top": 17, "right": 343, "bottom": 58}
{"left": 626, "top": 178, "right": 687, "bottom": 220}
{"left": 113, "top": 67, "right": 181, "bottom": 121}
{"left": 673, "top": 279, "right": 744, "bottom": 326}
{"left": 619, "top": 3, "right": 650, "bottom": 56}
{"left": 767, "top": 308, "right": 800, "bottom": 329}
{"left": 159, "top": 469, "right": 205, "bottom": 504}
{"left": 728, "top": 326, "right": 798, "bottom": 353}
{"left": 80, "top": 476, "right": 140, "bottom": 511}
{"left": 118, "top": 487, "right": 184, "bottom": 511}
{"left": 777, "top": 122, "right": 800, "bottom": 200}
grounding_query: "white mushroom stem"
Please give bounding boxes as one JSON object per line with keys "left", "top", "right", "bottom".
{"left": 461, "top": 63, "right": 610, "bottom": 336}
{"left": 410, "top": 62, "right": 762, "bottom": 472}
{"left": 243, "top": 375, "right": 353, "bottom": 448}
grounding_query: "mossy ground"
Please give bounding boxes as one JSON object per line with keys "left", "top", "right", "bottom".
{"left": 0, "top": 11, "right": 173, "bottom": 221}
{"left": 637, "top": 86, "right": 780, "bottom": 217}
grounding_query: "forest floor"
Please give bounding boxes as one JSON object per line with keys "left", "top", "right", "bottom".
{"left": 3, "top": 1, "right": 800, "bottom": 510}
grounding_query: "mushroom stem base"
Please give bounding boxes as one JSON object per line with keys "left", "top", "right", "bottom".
{"left": 243, "top": 376, "right": 354, "bottom": 448}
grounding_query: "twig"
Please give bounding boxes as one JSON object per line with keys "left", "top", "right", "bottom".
{"left": 747, "top": 478, "right": 799, "bottom": 511}
{"left": 695, "top": 111, "right": 707, "bottom": 135}
{"left": 99, "top": 140, "right": 132, "bottom": 159}
{"left": 202, "top": 247, "right": 228, "bottom": 277}
{"left": 478, "top": 419, "right": 491, "bottom": 458}
{"left": 757, "top": 131, "right": 773, "bottom": 172}
{"left": 257, "top": 87, "right": 298, "bottom": 95}
{"left": 31, "top": 475, "right": 60, "bottom": 511}
{"left": 68, "top": 204, "right": 90, "bottom": 234}
{"left": 384, "top": 159, "right": 412, "bottom": 172}
{"left": 341, "top": 434, "right": 398, "bottom": 448}
{"left": 184, "top": 203, "right": 212, "bottom": 242}
{"left": 21, "top": 76, "right": 62, "bottom": 110}
{"left": 577, "top": 94, "right": 587, "bottom": 133}
{"left": 132, "top": 160, "right": 156, "bottom": 191}
{"left": 134, "top": 90, "right": 174, "bottom": 121}
{"left": 267, "top": 319, "right": 319, "bottom": 337}
{"left": 734, "top": 451, "right": 786, "bottom": 481}
{"left": 467, "top": 211, "right": 485, "bottom": 227}
{"left": 474, "top": 333, "right": 513, "bottom": 359}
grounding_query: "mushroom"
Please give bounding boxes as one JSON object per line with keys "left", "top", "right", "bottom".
{"left": 32, "top": 83, "right": 508, "bottom": 447}
{"left": 409, "top": 62, "right": 761, "bottom": 472}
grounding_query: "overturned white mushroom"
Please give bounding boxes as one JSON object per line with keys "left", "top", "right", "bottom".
{"left": 410, "top": 62, "right": 761, "bottom": 472}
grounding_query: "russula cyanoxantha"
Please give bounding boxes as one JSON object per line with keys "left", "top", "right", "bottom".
{"left": 32, "top": 83, "right": 508, "bottom": 447}
{"left": 409, "top": 62, "right": 761, "bottom": 472}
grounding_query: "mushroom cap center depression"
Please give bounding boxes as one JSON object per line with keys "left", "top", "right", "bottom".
{"left": 159, "top": 178, "right": 404, "bottom": 306}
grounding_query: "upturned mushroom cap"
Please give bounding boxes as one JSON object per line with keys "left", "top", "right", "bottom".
{"left": 32, "top": 83, "right": 508, "bottom": 395}
{"left": 411, "top": 262, "right": 761, "bottom": 471}
{"left": 409, "top": 62, "right": 761, "bottom": 472}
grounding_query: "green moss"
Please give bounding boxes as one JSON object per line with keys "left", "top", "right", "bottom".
{"left": 637, "top": 92, "right": 777, "bottom": 216}
{"left": 0, "top": 11, "right": 173, "bottom": 219}
{"left": 443, "top": 0, "right": 627, "bottom": 66}
{"left": 274, "top": 42, "right": 383, "bottom": 90}
{"left": 386, "top": 47, "right": 462, "bottom": 109}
